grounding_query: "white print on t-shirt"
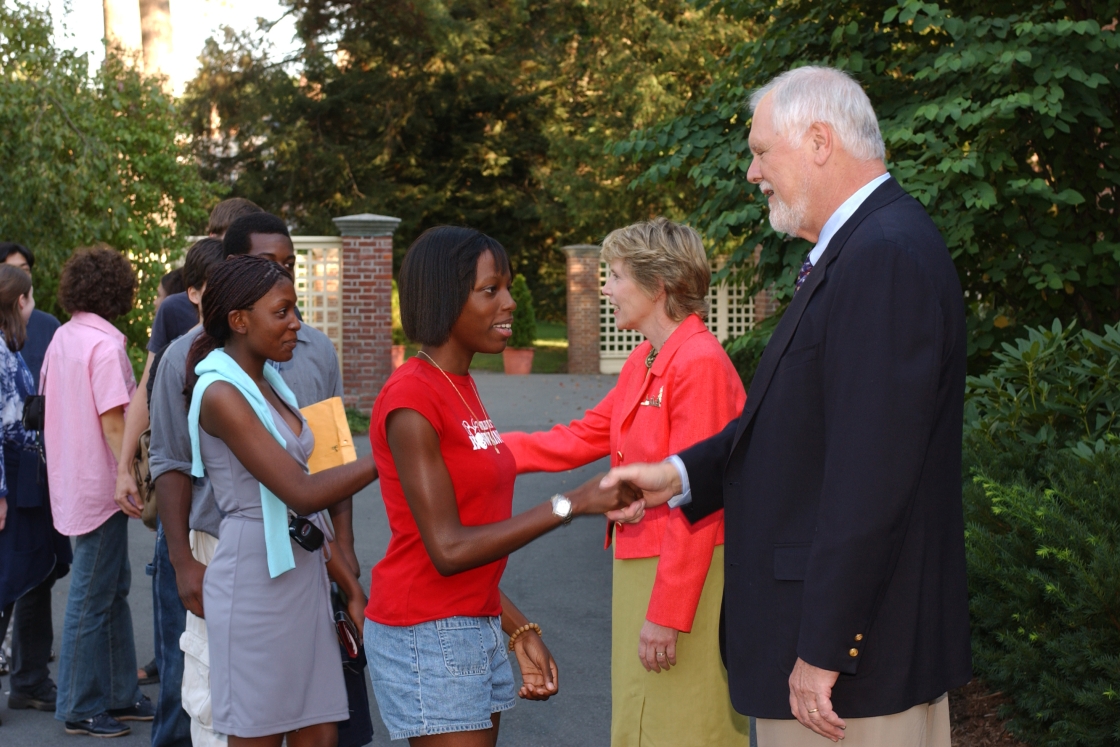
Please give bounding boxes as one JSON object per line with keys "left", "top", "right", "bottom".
{"left": 463, "top": 418, "right": 504, "bottom": 451}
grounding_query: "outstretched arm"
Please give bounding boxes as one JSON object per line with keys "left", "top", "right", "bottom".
{"left": 504, "top": 386, "right": 617, "bottom": 474}
{"left": 199, "top": 382, "right": 376, "bottom": 514}
{"left": 387, "top": 407, "right": 637, "bottom": 576}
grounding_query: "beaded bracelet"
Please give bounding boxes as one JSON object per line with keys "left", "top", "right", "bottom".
{"left": 507, "top": 622, "right": 543, "bottom": 651}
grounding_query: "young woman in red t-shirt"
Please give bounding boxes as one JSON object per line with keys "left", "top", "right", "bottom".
{"left": 365, "top": 227, "right": 638, "bottom": 746}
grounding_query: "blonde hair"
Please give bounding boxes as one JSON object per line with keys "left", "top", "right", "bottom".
{"left": 601, "top": 217, "right": 710, "bottom": 321}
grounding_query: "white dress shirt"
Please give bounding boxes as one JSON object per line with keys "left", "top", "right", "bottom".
{"left": 666, "top": 172, "right": 892, "bottom": 508}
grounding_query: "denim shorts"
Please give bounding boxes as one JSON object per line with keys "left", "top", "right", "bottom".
{"left": 365, "top": 615, "right": 517, "bottom": 741}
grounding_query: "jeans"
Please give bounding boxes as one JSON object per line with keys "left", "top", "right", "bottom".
{"left": 149, "top": 523, "right": 191, "bottom": 747}
{"left": 55, "top": 511, "right": 142, "bottom": 723}
{"left": 9, "top": 569, "right": 58, "bottom": 696}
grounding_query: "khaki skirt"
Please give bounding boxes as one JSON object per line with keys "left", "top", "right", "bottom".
{"left": 611, "top": 545, "right": 751, "bottom": 747}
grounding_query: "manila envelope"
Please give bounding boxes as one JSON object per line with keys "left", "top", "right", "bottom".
{"left": 299, "top": 396, "right": 358, "bottom": 474}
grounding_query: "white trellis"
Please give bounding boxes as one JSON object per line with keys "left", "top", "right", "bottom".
{"left": 291, "top": 236, "right": 344, "bottom": 366}
{"left": 598, "top": 261, "right": 757, "bottom": 374}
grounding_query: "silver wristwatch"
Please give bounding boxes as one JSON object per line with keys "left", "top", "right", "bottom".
{"left": 550, "top": 494, "right": 574, "bottom": 525}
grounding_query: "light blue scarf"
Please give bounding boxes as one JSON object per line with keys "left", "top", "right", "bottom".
{"left": 188, "top": 349, "right": 301, "bottom": 578}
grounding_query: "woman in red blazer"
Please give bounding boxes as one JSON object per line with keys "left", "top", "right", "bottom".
{"left": 504, "top": 218, "right": 750, "bottom": 746}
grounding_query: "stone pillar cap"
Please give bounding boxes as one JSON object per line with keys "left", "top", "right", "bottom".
{"left": 561, "top": 244, "right": 601, "bottom": 258}
{"left": 332, "top": 213, "right": 402, "bottom": 237}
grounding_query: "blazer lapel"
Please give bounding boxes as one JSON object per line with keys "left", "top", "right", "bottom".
{"left": 729, "top": 178, "right": 907, "bottom": 453}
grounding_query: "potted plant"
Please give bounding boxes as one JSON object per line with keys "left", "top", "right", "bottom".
{"left": 503, "top": 274, "right": 535, "bottom": 374}
{"left": 391, "top": 280, "right": 408, "bottom": 370}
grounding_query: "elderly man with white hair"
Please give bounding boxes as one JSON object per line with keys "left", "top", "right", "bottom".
{"left": 603, "top": 66, "right": 972, "bottom": 745}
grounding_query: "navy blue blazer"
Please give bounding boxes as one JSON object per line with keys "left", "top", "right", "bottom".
{"left": 680, "top": 177, "right": 972, "bottom": 719}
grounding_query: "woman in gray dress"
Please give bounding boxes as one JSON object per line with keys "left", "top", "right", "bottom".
{"left": 186, "top": 256, "right": 377, "bottom": 747}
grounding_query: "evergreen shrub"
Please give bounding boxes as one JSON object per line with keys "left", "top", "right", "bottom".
{"left": 966, "top": 319, "right": 1120, "bottom": 458}
{"left": 964, "top": 439, "right": 1120, "bottom": 747}
{"left": 509, "top": 274, "right": 536, "bottom": 349}
{"left": 963, "top": 318, "right": 1120, "bottom": 745}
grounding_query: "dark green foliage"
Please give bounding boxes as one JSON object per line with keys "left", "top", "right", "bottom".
{"left": 962, "top": 318, "right": 1120, "bottom": 745}
{"left": 723, "top": 311, "right": 779, "bottom": 389}
{"left": 617, "top": 0, "right": 1120, "bottom": 367}
{"left": 965, "top": 319, "right": 1120, "bottom": 456}
{"left": 180, "top": 0, "right": 746, "bottom": 321}
{"left": 0, "top": 3, "right": 212, "bottom": 366}
{"left": 964, "top": 438, "right": 1120, "bottom": 746}
{"left": 509, "top": 273, "right": 536, "bottom": 349}
{"left": 345, "top": 407, "right": 370, "bottom": 436}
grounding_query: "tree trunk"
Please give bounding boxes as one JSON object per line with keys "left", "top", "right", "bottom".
{"left": 138, "top": 0, "right": 173, "bottom": 84}
{"left": 102, "top": 0, "right": 142, "bottom": 58}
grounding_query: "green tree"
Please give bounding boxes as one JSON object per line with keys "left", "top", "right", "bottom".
{"left": 618, "top": 0, "right": 1120, "bottom": 367}
{"left": 181, "top": 0, "right": 745, "bottom": 320}
{"left": 0, "top": 3, "right": 212, "bottom": 364}
{"left": 532, "top": 0, "right": 750, "bottom": 249}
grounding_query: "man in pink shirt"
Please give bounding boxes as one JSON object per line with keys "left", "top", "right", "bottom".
{"left": 42, "top": 246, "right": 155, "bottom": 738}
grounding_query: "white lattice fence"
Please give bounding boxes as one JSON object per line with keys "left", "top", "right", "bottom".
{"left": 292, "top": 236, "right": 344, "bottom": 365}
{"left": 598, "top": 261, "right": 757, "bottom": 374}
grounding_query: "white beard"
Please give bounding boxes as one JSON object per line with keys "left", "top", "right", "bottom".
{"left": 761, "top": 180, "right": 808, "bottom": 235}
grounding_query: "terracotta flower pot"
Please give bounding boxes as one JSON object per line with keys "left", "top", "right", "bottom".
{"left": 391, "top": 345, "right": 406, "bottom": 370}
{"left": 502, "top": 347, "right": 534, "bottom": 375}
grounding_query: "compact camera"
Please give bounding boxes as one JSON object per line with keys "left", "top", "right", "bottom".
{"left": 288, "top": 516, "right": 325, "bottom": 552}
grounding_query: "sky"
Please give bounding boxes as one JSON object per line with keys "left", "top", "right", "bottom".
{"left": 43, "top": 0, "right": 302, "bottom": 94}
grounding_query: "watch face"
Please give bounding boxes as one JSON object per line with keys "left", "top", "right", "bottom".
{"left": 555, "top": 496, "right": 572, "bottom": 516}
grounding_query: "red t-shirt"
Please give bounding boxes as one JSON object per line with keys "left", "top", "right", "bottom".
{"left": 365, "top": 358, "right": 515, "bottom": 626}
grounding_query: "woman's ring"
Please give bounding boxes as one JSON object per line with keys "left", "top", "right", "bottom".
{"left": 807, "top": 709, "right": 819, "bottom": 714}
{"left": 656, "top": 652, "right": 665, "bottom": 658}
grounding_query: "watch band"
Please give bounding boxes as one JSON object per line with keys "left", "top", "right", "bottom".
{"left": 550, "top": 494, "right": 574, "bottom": 525}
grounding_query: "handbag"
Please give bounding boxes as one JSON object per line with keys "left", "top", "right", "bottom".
{"left": 133, "top": 428, "right": 158, "bottom": 530}
{"left": 21, "top": 394, "right": 44, "bottom": 432}
{"left": 332, "top": 583, "right": 374, "bottom": 747}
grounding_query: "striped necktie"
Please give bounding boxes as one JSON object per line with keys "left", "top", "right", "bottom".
{"left": 795, "top": 256, "right": 814, "bottom": 291}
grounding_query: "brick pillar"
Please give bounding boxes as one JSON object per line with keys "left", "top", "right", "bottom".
{"left": 333, "top": 213, "right": 401, "bottom": 413}
{"left": 562, "top": 244, "right": 601, "bottom": 374}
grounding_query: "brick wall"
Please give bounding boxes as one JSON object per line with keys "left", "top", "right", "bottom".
{"left": 562, "top": 245, "right": 602, "bottom": 374}
{"left": 333, "top": 213, "right": 400, "bottom": 413}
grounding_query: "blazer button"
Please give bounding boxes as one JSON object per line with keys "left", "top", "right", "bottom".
{"left": 618, "top": 451, "right": 623, "bottom": 461}
{"left": 848, "top": 648, "right": 859, "bottom": 658}
{"left": 854, "top": 634, "right": 863, "bottom": 642}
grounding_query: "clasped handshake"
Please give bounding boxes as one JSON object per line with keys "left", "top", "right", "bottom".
{"left": 569, "top": 461, "right": 682, "bottom": 523}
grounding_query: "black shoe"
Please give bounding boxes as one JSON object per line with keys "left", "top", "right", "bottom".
{"left": 64, "top": 713, "right": 131, "bottom": 737}
{"left": 107, "top": 694, "right": 155, "bottom": 722}
{"left": 9, "top": 683, "right": 57, "bottom": 711}
{"left": 138, "top": 658, "right": 159, "bottom": 686}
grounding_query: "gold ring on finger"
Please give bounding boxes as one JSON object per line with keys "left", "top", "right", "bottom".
{"left": 807, "top": 708, "right": 819, "bottom": 714}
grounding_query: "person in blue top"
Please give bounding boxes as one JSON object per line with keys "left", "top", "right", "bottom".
{"left": 0, "top": 264, "right": 71, "bottom": 725}
{"left": 0, "top": 242, "right": 60, "bottom": 390}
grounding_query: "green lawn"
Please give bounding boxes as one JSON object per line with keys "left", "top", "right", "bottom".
{"left": 402, "top": 321, "right": 569, "bottom": 374}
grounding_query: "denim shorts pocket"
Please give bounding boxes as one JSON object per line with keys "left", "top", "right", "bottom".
{"left": 435, "top": 617, "right": 488, "bottom": 677}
